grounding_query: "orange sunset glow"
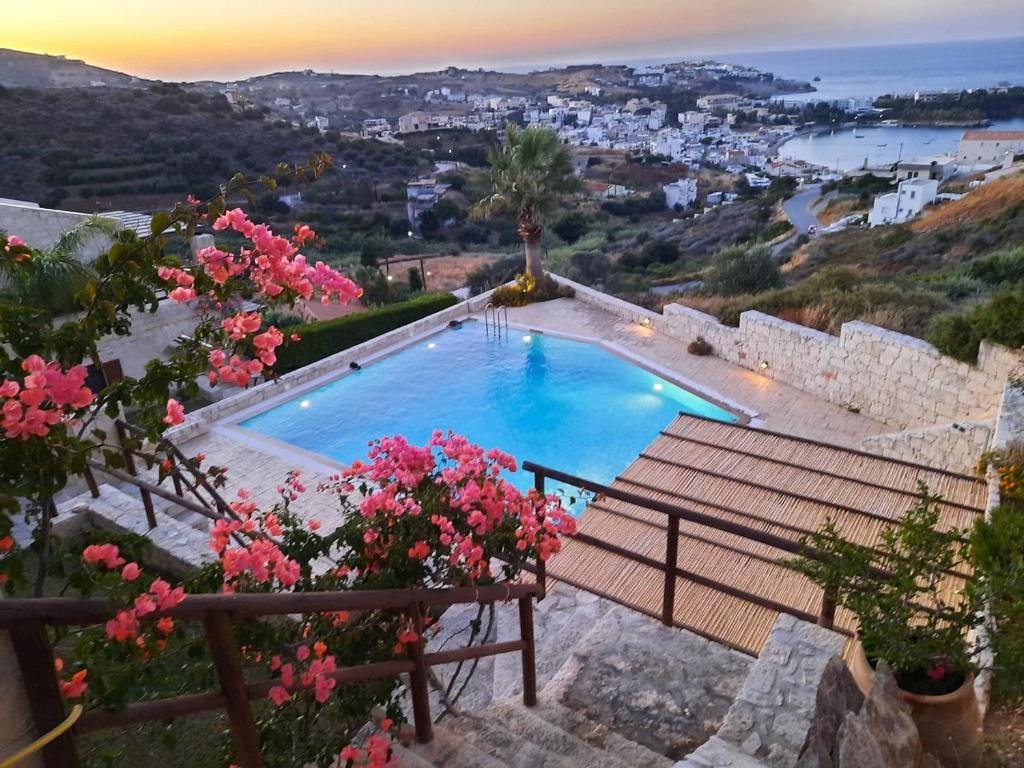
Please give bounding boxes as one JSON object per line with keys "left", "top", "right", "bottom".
{"left": 3, "top": 0, "right": 1022, "bottom": 79}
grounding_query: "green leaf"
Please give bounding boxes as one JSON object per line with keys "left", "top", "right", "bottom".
{"left": 150, "top": 212, "right": 172, "bottom": 237}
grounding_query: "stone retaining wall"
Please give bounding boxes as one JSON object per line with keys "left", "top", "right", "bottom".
{"left": 553, "top": 275, "right": 1017, "bottom": 430}
{"left": 975, "top": 381, "right": 1024, "bottom": 714}
{"left": 676, "top": 614, "right": 847, "bottom": 767}
{"left": 859, "top": 419, "right": 994, "bottom": 475}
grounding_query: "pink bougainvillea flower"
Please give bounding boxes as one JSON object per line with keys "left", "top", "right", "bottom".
{"left": 164, "top": 398, "right": 185, "bottom": 426}
{"left": 82, "top": 543, "right": 125, "bottom": 569}
{"left": 58, "top": 669, "right": 88, "bottom": 700}
{"left": 121, "top": 562, "right": 141, "bottom": 581}
{"left": 268, "top": 685, "right": 291, "bottom": 706}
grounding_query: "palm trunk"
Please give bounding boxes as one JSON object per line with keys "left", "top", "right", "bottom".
{"left": 522, "top": 228, "right": 543, "bottom": 280}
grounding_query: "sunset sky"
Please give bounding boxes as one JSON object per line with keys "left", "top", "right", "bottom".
{"left": 3, "top": 0, "right": 1023, "bottom": 80}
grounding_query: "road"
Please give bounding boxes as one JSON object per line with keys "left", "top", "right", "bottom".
{"left": 773, "top": 184, "right": 824, "bottom": 257}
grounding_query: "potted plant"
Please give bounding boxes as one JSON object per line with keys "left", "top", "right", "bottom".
{"left": 787, "top": 484, "right": 983, "bottom": 768}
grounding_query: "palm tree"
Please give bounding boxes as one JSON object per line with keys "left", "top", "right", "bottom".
{"left": 474, "top": 126, "right": 582, "bottom": 280}
{"left": 1, "top": 216, "right": 115, "bottom": 316}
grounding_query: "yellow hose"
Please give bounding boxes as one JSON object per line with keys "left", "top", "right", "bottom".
{"left": 0, "top": 705, "right": 83, "bottom": 768}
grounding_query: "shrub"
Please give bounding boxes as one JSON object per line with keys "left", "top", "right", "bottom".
{"left": 407, "top": 266, "right": 423, "bottom": 292}
{"left": 788, "top": 486, "right": 979, "bottom": 694}
{"left": 275, "top": 293, "right": 458, "bottom": 372}
{"left": 491, "top": 274, "right": 574, "bottom": 307}
{"left": 964, "top": 246, "right": 1024, "bottom": 286}
{"left": 687, "top": 336, "right": 713, "bottom": 355}
{"left": 466, "top": 255, "right": 525, "bottom": 295}
{"left": 551, "top": 212, "right": 589, "bottom": 244}
{"left": 970, "top": 502, "right": 1024, "bottom": 700}
{"left": 703, "top": 244, "right": 782, "bottom": 296}
{"left": 928, "top": 285, "right": 1024, "bottom": 362}
{"left": 641, "top": 239, "right": 680, "bottom": 265}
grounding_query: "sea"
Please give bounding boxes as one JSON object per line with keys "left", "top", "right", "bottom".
{"left": 723, "top": 36, "right": 1024, "bottom": 103}
{"left": 722, "top": 36, "right": 1024, "bottom": 170}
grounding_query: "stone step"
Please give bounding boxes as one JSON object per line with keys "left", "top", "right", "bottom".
{"left": 516, "top": 697, "right": 675, "bottom": 768}
{"left": 483, "top": 698, "right": 659, "bottom": 768}
{"left": 540, "top": 605, "right": 751, "bottom": 761}
{"left": 55, "top": 485, "right": 214, "bottom": 575}
{"left": 441, "top": 710, "right": 582, "bottom": 768}
{"left": 395, "top": 721, "right": 510, "bottom": 768}
{"left": 492, "top": 583, "right": 614, "bottom": 701}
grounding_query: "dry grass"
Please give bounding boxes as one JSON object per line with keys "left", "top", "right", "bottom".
{"left": 817, "top": 196, "right": 866, "bottom": 226}
{"left": 393, "top": 253, "right": 498, "bottom": 292}
{"left": 913, "top": 172, "right": 1024, "bottom": 232}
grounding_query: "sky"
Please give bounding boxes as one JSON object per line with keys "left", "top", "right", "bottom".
{"left": 3, "top": 0, "right": 1023, "bottom": 81}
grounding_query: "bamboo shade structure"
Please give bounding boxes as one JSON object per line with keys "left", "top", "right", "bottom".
{"left": 544, "top": 414, "right": 987, "bottom": 656}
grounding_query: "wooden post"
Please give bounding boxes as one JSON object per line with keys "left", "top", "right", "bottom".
{"left": 9, "top": 621, "right": 79, "bottom": 768}
{"left": 818, "top": 590, "right": 836, "bottom": 630}
{"left": 533, "top": 471, "right": 547, "bottom": 600}
{"left": 203, "top": 612, "right": 263, "bottom": 768}
{"left": 115, "top": 422, "right": 157, "bottom": 529}
{"left": 518, "top": 598, "right": 537, "bottom": 707}
{"left": 406, "top": 602, "right": 432, "bottom": 744}
{"left": 419, "top": 258, "right": 427, "bottom": 291}
{"left": 662, "top": 516, "right": 680, "bottom": 626}
{"left": 83, "top": 466, "right": 100, "bottom": 499}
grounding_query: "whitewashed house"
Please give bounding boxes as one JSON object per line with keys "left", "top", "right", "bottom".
{"left": 896, "top": 154, "right": 955, "bottom": 182}
{"left": 663, "top": 179, "right": 698, "bottom": 210}
{"left": 868, "top": 178, "right": 938, "bottom": 227}
{"left": 956, "top": 130, "right": 1024, "bottom": 166}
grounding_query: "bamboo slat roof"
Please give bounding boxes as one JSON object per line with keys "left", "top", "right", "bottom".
{"left": 544, "top": 414, "right": 988, "bottom": 656}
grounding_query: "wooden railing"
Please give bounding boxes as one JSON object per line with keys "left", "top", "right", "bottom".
{"left": 522, "top": 460, "right": 886, "bottom": 635}
{"left": 83, "top": 419, "right": 239, "bottom": 530}
{"left": 0, "top": 582, "right": 543, "bottom": 768}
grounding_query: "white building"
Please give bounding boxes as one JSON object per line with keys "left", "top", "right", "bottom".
{"left": 696, "top": 93, "right": 742, "bottom": 111}
{"left": 398, "top": 111, "right": 430, "bottom": 134}
{"left": 362, "top": 118, "right": 392, "bottom": 136}
{"left": 745, "top": 173, "right": 772, "bottom": 190}
{"left": 868, "top": 178, "right": 938, "bottom": 227}
{"left": 956, "top": 130, "right": 1024, "bottom": 166}
{"left": 663, "top": 178, "right": 698, "bottom": 210}
{"left": 896, "top": 154, "right": 955, "bottom": 182}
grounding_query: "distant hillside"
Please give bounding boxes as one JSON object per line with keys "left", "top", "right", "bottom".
{"left": 0, "top": 48, "right": 145, "bottom": 88}
{"left": 0, "top": 84, "right": 426, "bottom": 213}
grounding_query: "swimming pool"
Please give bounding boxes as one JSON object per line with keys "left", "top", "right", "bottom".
{"left": 239, "top": 322, "right": 738, "bottom": 492}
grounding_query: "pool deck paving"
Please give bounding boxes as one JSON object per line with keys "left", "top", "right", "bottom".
{"left": 164, "top": 297, "right": 888, "bottom": 526}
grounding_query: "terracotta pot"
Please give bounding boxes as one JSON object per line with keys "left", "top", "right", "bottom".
{"left": 846, "top": 640, "right": 982, "bottom": 768}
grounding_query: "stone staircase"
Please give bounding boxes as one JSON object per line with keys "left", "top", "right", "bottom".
{"left": 397, "top": 584, "right": 753, "bottom": 768}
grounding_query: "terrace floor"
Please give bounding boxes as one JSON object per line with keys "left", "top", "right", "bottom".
{"left": 167, "top": 297, "right": 892, "bottom": 530}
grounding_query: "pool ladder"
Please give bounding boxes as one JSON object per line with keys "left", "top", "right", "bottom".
{"left": 484, "top": 303, "right": 508, "bottom": 337}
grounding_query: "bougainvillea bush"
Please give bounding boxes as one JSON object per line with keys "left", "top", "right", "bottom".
{"left": 0, "top": 159, "right": 575, "bottom": 767}
{"left": 0, "top": 156, "right": 354, "bottom": 592}
{"left": 55, "top": 436, "right": 573, "bottom": 767}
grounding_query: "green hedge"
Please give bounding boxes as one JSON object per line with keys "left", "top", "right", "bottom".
{"left": 274, "top": 293, "right": 459, "bottom": 373}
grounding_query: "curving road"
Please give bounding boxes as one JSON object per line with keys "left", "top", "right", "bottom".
{"left": 773, "top": 184, "right": 823, "bottom": 257}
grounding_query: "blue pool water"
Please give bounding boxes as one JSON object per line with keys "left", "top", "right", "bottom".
{"left": 240, "top": 322, "right": 737, "bottom": 493}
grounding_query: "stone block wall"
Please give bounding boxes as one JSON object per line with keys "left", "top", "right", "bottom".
{"left": 0, "top": 202, "right": 113, "bottom": 262}
{"left": 676, "top": 614, "right": 847, "bottom": 767}
{"left": 555, "top": 275, "right": 1017, "bottom": 429}
{"left": 96, "top": 300, "right": 201, "bottom": 379}
{"left": 860, "top": 419, "right": 994, "bottom": 475}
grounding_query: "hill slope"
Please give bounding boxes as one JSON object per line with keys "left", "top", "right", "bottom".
{"left": 0, "top": 49, "right": 144, "bottom": 88}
